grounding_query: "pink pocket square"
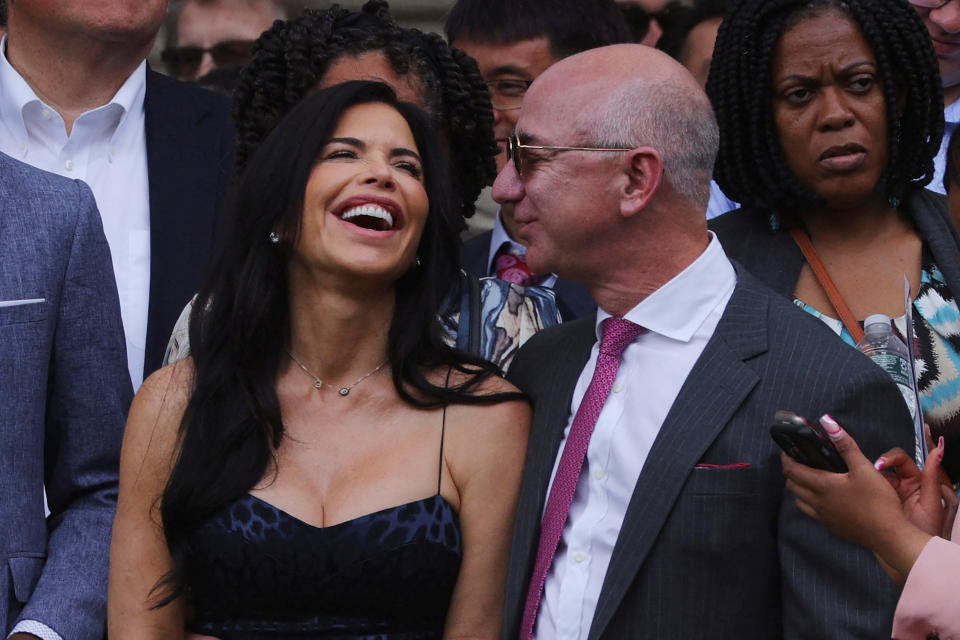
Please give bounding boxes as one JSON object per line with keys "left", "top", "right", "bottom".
{"left": 694, "top": 462, "right": 752, "bottom": 470}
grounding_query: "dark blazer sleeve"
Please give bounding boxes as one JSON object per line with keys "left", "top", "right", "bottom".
{"left": 19, "top": 181, "right": 133, "bottom": 638}
{"left": 778, "top": 362, "right": 912, "bottom": 639}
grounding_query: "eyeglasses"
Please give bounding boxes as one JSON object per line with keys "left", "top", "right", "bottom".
{"left": 485, "top": 79, "right": 533, "bottom": 111}
{"left": 506, "top": 133, "right": 632, "bottom": 177}
{"left": 161, "top": 40, "right": 255, "bottom": 79}
{"left": 908, "top": 0, "right": 955, "bottom": 8}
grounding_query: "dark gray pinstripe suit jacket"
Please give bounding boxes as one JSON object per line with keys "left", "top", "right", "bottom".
{"left": 504, "top": 267, "right": 913, "bottom": 640}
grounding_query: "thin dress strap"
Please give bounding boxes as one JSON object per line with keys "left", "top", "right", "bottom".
{"left": 438, "top": 367, "right": 452, "bottom": 496}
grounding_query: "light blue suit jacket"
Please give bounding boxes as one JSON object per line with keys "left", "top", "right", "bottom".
{"left": 0, "top": 151, "right": 131, "bottom": 637}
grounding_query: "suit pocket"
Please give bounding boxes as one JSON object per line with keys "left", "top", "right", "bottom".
{"left": 0, "top": 300, "right": 46, "bottom": 325}
{"left": 683, "top": 465, "right": 759, "bottom": 497}
{"left": 8, "top": 555, "right": 44, "bottom": 603}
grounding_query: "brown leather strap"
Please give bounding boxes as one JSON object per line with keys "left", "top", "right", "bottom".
{"left": 789, "top": 227, "right": 865, "bottom": 343}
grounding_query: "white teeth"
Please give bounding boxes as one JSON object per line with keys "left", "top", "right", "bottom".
{"left": 341, "top": 204, "right": 394, "bottom": 228}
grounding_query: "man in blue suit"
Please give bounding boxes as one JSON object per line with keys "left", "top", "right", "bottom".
{"left": 0, "top": 152, "right": 132, "bottom": 639}
{"left": 0, "top": 0, "right": 234, "bottom": 386}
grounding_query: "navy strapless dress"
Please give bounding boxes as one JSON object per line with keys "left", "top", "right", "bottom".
{"left": 182, "top": 491, "right": 461, "bottom": 639}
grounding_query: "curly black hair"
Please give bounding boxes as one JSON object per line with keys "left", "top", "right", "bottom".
{"left": 232, "top": 0, "right": 497, "bottom": 219}
{"left": 706, "top": 0, "right": 944, "bottom": 213}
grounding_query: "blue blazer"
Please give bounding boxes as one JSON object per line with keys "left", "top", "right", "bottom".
{"left": 0, "top": 152, "right": 132, "bottom": 637}
{"left": 461, "top": 230, "right": 596, "bottom": 321}
{"left": 143, "top": 69, "right": 234, "bottom": 377}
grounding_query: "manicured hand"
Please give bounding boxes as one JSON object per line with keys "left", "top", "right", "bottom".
{"left": 873, "top": 437, "right": 949, "bottom": 539}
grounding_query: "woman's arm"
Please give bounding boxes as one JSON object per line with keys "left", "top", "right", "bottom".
{"left": 108, "top": 363, "right": 193, "bottom": 639}
{"left": 442, "top": 378, "right": 531, "bottom": 639}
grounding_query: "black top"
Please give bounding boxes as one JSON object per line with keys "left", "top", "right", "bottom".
{"left": 183, "top": 408, "right": 460, "bottom": 639}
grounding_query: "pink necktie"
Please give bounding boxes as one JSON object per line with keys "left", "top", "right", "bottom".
{"left": 519, "top": 317, "right": 646, "bottom": 640}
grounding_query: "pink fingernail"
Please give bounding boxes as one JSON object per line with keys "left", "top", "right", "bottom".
{"left": 874, "top": 457, "right": 887, "bottom": 471}
{"left": 821, "top": 414, "right": 844, "bottom": 440}
{"left": 939, "top": 436, "right": 945, "bottom": 462}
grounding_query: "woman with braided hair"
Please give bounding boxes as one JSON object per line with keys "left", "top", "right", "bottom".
{"left": 709, "top": 0, "right": 960, "bottom": 482}
{"left": 163, "top": 0, "right": 560, "bottom": 373}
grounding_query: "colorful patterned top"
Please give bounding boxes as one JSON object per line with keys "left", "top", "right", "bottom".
{"left": 163, "top": 277, "right": 562, "bottom": 373}
{"left": 795, "top": 256, "right": 960, "bottom": 454}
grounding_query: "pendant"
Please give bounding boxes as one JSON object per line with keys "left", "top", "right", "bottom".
{"left": 339, "top": 388, "right": 350, "bottom": 396}
{"left": 314, "top": 380, "right": 323, "bottom": 389}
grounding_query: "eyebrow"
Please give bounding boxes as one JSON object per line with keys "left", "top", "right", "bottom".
{"left": 487, "top": 65, "right": 533, "bottom": 79}
{"left": 516, "top": 131, "right": 542, "bottom": 145}
{"left": 327, "top": 137, "right": 421, "bottom": 162}
{"left": 776, "top": 60, "right": 877, "bottom": 85}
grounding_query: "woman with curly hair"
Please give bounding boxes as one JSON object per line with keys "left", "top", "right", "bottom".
{"left": 708, "top": 0, "right": 960, "bottom": 480}
{"left": 163, "top": 0, "right": 560, "bottom": 372}
{"left": 109, "top": 81, "right": 530, "bottom": 639}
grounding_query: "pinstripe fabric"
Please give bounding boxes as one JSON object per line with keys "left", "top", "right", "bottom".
{"left": 505, "top": 267, "right": 913, "bottom": 639}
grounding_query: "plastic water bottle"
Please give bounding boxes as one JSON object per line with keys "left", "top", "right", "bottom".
{"left": 856, "top": 314, "right": 924, "bottom": 462}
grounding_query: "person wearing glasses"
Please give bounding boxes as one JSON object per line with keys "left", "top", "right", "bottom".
{"left": 493, "top": 42, "right": 913, "bottom": 639}
{"left": 446, "top": 0, "right": 630, "bottom": 320}
{"left": 910, "top": 0, "right": 960, "bottom": 197}
{"left": 162, "top": 0, "right": 289, "bottom": 84}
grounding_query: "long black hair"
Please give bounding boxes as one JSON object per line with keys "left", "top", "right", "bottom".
{"left": 232, "top": 0, "right": 496, "bottom": 220}
{"left": 707, "top": 0, "right": 943, "bottom": 213}
{"left": 155, "top": 81, "right": 515, "bottom": 606}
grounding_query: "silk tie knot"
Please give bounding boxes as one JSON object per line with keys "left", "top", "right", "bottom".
{"left": 599, "top": 317, "right": 645, "bottom": 357}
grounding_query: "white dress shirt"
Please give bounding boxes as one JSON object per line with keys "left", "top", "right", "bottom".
{"left": 931, "top": 99, "right": 960, "bottom": 196}
{"left": 486, "top": 210, "right": 558, "bottom": 288}
{"left": 533, "top": 233, "right": 737, "bottom": 640}
{"left": 0, "top": 38, "right": 150, "bottom": 389}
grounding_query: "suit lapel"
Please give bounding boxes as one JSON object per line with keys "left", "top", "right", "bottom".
{"left": 587, "top": 277, "right": 768, "bottom": 640}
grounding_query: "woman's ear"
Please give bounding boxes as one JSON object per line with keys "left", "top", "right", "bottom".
{"left": 620, "top": 146, "right": 663, "bottom": 217}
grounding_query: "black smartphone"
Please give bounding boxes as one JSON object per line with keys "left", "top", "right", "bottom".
{"left": 770, "top": 410, "right": 848, "bottom": 473}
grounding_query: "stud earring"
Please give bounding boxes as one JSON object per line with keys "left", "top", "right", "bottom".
{"left": 415, "top": 255, "right": 422, "bottom": 267}
{"left": 269, "top": 231, "right": 280, "bottom": 244}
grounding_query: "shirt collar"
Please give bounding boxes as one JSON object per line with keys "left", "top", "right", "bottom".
{"left": 946, "top": 97, "right": 960, "bottom": 126}
{"left": 487, "top": 208, "right": 525, "bottom": 274}
{"left": 0, "top": 36, "right": 146, "bottom": 155}
{"left": 595, "top": 232, "right": 736, "bottom": 343}
{"left": 0, "top": 36, "right": 40, "bottom": 150}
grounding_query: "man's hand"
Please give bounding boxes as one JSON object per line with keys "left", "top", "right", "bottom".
{"left": 9, "top": 633, "right": 42, "bottom": 640}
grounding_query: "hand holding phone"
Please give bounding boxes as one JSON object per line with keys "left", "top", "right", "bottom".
{"left": 770, "top": 410, "right": 848, "bottom": 473}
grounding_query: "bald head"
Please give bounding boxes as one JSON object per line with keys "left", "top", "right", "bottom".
{"left": 523, "top": 44, "right": 719, "bottom": 206}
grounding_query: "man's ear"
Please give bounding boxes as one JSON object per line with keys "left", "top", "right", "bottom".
{"left": 620, "top": 146, "right": 662, "bottom": 217}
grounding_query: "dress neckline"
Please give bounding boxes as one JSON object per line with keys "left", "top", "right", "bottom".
{"left": 243, "top": 492, "right": 456, "bottom": 531}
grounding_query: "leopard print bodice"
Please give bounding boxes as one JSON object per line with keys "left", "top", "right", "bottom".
{"left": 183, "top": 492, "right": 461, "bottom": 639}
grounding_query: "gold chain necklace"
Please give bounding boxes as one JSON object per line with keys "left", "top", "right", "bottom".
{"left": 285, "top": 350, "right": 387, "bottom": 397}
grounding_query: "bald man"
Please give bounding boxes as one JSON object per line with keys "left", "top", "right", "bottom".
{"left": 497, "top": 44, "right": 912, "bottom": 639}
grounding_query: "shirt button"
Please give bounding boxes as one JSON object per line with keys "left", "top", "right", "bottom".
{"left": 612, "top": 382, "right": 623, "bottom": 393}
{"left": 42, "top": 109, "right": 52, "bottom": 121}
{"left": 593, "top": 468, "right": 607, "bottom": 480}
{"left": 573, "top": 552, "right": 587, "bottom": 564}
{"left": 64, "top": 159, "right": 74, "bottom": 171}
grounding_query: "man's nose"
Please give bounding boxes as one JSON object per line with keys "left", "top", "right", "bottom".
{"left": 492, "top": 157, "right": 524, "bottom": 205}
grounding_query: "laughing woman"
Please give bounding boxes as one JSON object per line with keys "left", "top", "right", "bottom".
{"left": 107, "top": 82, "right": 530, "bottom": 639}
{"left": 708, "top": 0, "right": 960, "bottom": 479}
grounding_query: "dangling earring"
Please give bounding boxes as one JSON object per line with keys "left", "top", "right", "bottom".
{"left": 888, "top": 195, "right": 901, "bottom": 210}
{"left": 415, "top": 255, "right": 422, "bottom": 267}
{"left": 269, "top": 231, "right": 280, "bottom": 244}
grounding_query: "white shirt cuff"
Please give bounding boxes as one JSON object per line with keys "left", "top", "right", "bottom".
{"left": 8, "top": 619, "right": 63, "bottom": 640}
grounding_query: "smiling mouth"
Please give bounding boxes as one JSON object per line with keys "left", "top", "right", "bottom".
{"left": 338, "top": 204, "right": 395, "bottom": 232}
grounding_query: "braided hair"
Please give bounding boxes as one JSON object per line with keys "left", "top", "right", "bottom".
{"left": 706, "top": 0, "right": 943, "bottom": 214}
{"left": 232, "top": 0, "right": 496, "bottom": 219}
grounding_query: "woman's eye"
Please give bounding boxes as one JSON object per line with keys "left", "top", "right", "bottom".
{"left": 849, "top": 76, "right": 875, "bottom": 93}
{"left": 784, "top": 87, "right": 812, "bottom": 104}
{"left": 325, "top": 149, "right": 357, "bottom": 160}
{"left": 393, "top": 161, "right": 423, "bottom": 178}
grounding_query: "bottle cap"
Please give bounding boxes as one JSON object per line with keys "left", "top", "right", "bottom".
{"left": 864, "top": 314, "right": 891, "bottom": 330}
